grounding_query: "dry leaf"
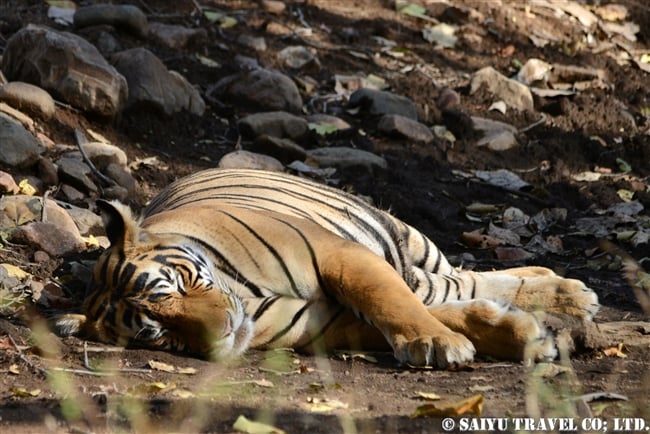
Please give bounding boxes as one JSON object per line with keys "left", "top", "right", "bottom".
{"left": 411, "top": 394, "right": 483, "bottom": 418}
{"left": 148, "top": 360, "right": 176, "bottom": 373}
{"left": 603, "top": 343, "right": 627, "bottom": 358}
{"left": 9, "top": 364, "right": 20, "bottom": 375}
{"left": 0, "top": 263, "right": 31, "bottom": 280}
{"left": 233, "top": 415, "right": 285, "bottom": 434}
{"left": 127, "top": 381, "right": 176, "bottom": 395}
{"left": 414, "top": 391, "right": 441, "bottom": 401}
{"left": 10, "top": 387, "right": 41, "bottom": 397}
{"left": 18, "top": 179, "right": 36, "bottom": 196}
{"left": 304, "top": 397, "right": 348, "bottom": 413}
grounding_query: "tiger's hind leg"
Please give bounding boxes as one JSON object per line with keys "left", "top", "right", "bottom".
{"left": 409, "top": 266, "right": 599, "bottom": 320}
{"left": 427, "top": 300, "right": 557, "bottom": 362}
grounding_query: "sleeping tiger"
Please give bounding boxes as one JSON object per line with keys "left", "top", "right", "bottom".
{"left": 55, "top": 168, "right": 599, "bottom": 368}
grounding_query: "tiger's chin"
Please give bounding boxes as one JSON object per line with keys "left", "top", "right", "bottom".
{"left": 208, "top": 315, "right": 254, "bottom": 362}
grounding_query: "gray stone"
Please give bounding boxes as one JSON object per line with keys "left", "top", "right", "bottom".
{"left": 57, "top": 156, "right": 99, "bottom": 194}
{"left": 67, "top": 141, "right": 128, "bottom": 169}
{"left": 0, "top": 114, "right": 41, "bottom": 168}
{"left": 378, "top": 114, "right": 434, "bottom": 144}
{"left": 0, "top": 82, "right": 56, "bottom": 119}
{"left": 237, "top": 34, "right": 267, "bottom": 51}
{"left": 12, "top": 221, "right": 86, "bottom": 257}
{"left": 37, "top": 157, "right": 59, "bottom": 187}
{"left": 470, "top": 66, "right": 534, "bottom": 112}
{"left": 103, "top": 185, "right": 129, "bottom": 201}
{"left": 0, "top": 171, "right": 19, "bottom": 194}
{"left": 218, "top": 69, "right": 303, "bottom": 113}
{"left": 348, "top": 88, "right": 418, "bottom": 120}
{"left": 94, "top": 31, "right": 123, "bottom": 56}
{"left": 148, "top": 22, "right": 208, "bottom": 49}
{"left": 111, "top": 47, "right": 205, "bottom": 116}
{"left": 238, "top": 111, "right": 309, "bottom": 141}
{"left": 218, "top": 150, "right": 284, "bottom": 172}
{"left": 74, "top": 4, "right": 148, "bottom": 38}
{"left": 1, "top": 24, "right": 127, "bottom": 116}
{"left": 278, "top": 46, "right": 319, "bottom": 70}
{"left": 104, "top": 163, "right": 137, "bottom": 194}
{"left": 250, "top": 135, "right": 307, "bottom": 163}
{"left": 306, "top": 147, "right": 387, "bottom": 171}
{"left": 63, "top": 205, "right": 104, "bottom": 236}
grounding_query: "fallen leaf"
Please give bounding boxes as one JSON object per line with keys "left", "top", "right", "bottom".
{"left": 603, "top": 343, "right": 627, "bottom": 358}
{"left": 533, "top": 362, "right": 572, "bottom": 378}
{"left": 414, "top": 391, "right": 441, "bottom": 401}
{"left": 148, "top": 360, "right": 176, "bottom": 373}
{"left": 466, "top": 202, "right": 500, "bottom": 214}
{"left": 304, "top": 397, "right": 349, "bottom": 413}
{"left": 474, "top": 169, "right": 530, "bottom": 190}
{"left": 9, "top": 364, "right": 19, "bottom": 375}
{"left": 422, "top": 23, "right": 458, "bottom": 48}
{"left": 469, "top": 385, "right": 494, "bottom": 393}
{"left": 18, "top": 179, "right": 36, "bottom": 196}
{"left": 233, "top": 415, "right": 285, "bottom": 434}
{"left": 462, "top": 229, "right": 504, "bottom": 249}
{"left": 0, "top": 264, "right": 31, "bottom": 280}
{"left": 411, "top": 394, "right": 483, "bottom": 418}
{"left": 171, "top": 389, "right": 195, "bottom": 399}
{"left": 127, "top": 381, "right": 176, "bottom": 395}
{"left": 10, "top": 387, "right": 41, "bottom": 397}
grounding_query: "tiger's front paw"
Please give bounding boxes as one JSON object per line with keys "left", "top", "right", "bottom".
{"left": 393, "top": 331, "right": 475, "bottom": 369}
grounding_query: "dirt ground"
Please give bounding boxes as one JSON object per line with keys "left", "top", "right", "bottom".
{"left": 1, "top": 1, "right": 650, "bottom": 433}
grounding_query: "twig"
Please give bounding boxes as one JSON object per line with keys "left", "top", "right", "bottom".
{"left": 7, "top": 334, "right": 49, "bottom": 376}
{"left": 73, "top": 129, "right": 115, "bottom": 188}
{"left": 519, "top": 114, "right": 547, "bottom": 133}
{"left": 82, "top": 341, "right": 153, "bottom": 374}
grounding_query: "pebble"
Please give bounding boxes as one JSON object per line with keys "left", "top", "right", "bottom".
{"left": 0, "top": 113, "right": 42, "bottom": 168}
{"left": 57, "top": 156, "right": 99, "bottom": 194}
{"left": 217, "top": 150, "right": 285, "bottom": 172}
{"left": 0, "top": 82, "right": 56, "bottom": 119}
{"left": 348, "top": 88, "right": 418, "bottom": 120}
{"left": 12, "top": 221, "right": 86, "bottom": 257}
{"left": 0, "top": 171, "right": 19, "bottom": 194}
{"left": 74, "top": 4, "right": 148, "bottom": 38}
{"left": 111, "top": 47, "right": 205, "bottom": 116}
{"left": 148, "top": 22, "right": 208, "bottom": 49}
{"left": 217, "top": 68, "right": 303, "bottom": 113}
{"left": 238, "top": 111, "right": 310, "bottom": 141}
{"left": 306, "top": 147, "right": 388, "bottom": 171}
{"left": 251, "top": 135, "right": 307, "bottom": 164}
{"left": 470, "top": 66, "right": 534, "bottom": 112}
{"left": 237, "top": 34, "right": 267, "bottom": 51}
{"left": 377, "top": 114, "right": 434, "bottom": 144}
{"left": 278, "top": 46, "right": 320, "bottom": 70}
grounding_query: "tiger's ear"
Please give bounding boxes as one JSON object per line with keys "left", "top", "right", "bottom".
{"left": 97, "top": 199, "right": 146, "bottom": 249}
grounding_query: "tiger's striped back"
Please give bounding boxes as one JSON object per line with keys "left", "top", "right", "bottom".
{"left": 145, "top": 169, "right": 457, "bottom": 287}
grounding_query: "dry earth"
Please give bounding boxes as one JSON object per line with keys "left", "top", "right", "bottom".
{"left": 1, "top": 1, "right": 650, "bottom": 433}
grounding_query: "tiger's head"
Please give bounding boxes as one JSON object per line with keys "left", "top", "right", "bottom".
{"left": 54, "top": 200, "right": 254, "bottom": 362}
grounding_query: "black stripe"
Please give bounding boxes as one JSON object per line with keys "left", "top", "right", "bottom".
{"left": 423, "top": 275, "right": 434, "bottom": 304}
{"left": 132, "top": 271, "right": 149, "bottom": 293}
{"left": 431, "top": 246, "right": 442, "bottom": 274}
{"left": 265, "top": 301, "right": 313, "bottom": 345}
{"left": 252, "top": 296, "right": 280, "bottom": 321}
{"left": 221, "top": 211, "right": 301, "bottom": 298}
{"left": 469, "top": 274, "right": 476, "bottom": 299}
{"left": 294, "top": 307, "right": 345, "bottom": 351}
{"left": 268, "top": 216, "right": 327, "bottom": 295}
{"left": 180, "top": 234, "right": 265, "bottom": 298}
{"left": 442, "top": 277, "right": 450, "bottom": 302}
{"left": 416, "top": 230, "right": 430, "bottom": 268}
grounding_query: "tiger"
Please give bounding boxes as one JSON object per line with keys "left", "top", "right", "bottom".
{"left": 54, "top": 168, "right": 599, "bottom": 368}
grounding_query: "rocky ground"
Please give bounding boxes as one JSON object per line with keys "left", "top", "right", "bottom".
{"left": 0, "top": 0, "right": 649, "bottom": 433}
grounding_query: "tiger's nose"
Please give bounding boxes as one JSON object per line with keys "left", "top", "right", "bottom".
{"left": 222, "top": 312, "right": 233, "bottom": 338}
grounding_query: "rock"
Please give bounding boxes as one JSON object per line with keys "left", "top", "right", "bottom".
{"left": 0, "top": 102, "right": 35, "bottom": 131}
{"left": 148, "top": 22, "right": 207, "bottom": 49}
{"left": 470, "top": 66, "right": 534, "bottom": 112}
{"left": 306, "top": 147, "right": 387, "bottom": 171}
{"left": 111, "top": 47, "right": 205, "bottom": 116}
{"left": 102, "top": 185, "right": 129, "bottom": 201}
{"left": 238, "top": 111, "right": 309, "bottom": 141}
{"left": 12, "top": 221, "right": 86, "bottom": 257}
{"left": 217, "top": 69, "right": 303, "bottom": 113}
{"left": 251, "top": 135, "right": 307, "bottom": 164}
{"left": 261, "top": 0, "right": 286, "bottom": 14}
{"left": 378, "top": 114, "right": 434, "bottom": 144}
{"left": 68, "top": 141, "right": 128, "bottom": 169}
{"left": 237, "top": 34, "right": 267, "bottom": 51}
{"left": 57, "top": 156, "right": 99, "bottom": 194}
{"left": 348, "top": 88, "right": 418, "bottom": 120}
{"left": 104, "top": 163, "right": 137, "bottom": 194}
{"left": 1, "top": 24, "right": 127, "bottom": 116}
{"left": 74, "top": 4, "right": 148, "bottom": 38}
{"left": 0, "top": 113, "right": 41, "bottom": 168}
{"left": 0, "top": 171, "right": 19, "bottom": 194}
{"left": 94, "top": 31, "right": 123, "bottom": 56}
{"left": 37, "top": 157, "right": 59, "bottom": 187}
{"left": 472, "top": 116, "right": 519, "bottom": 151}
{"left": 278, "top": 46, "right": 320, "bottom": 70}
{"left": 60, "top": 184, "right": 86, "bottom": 203}
{"left": 0, "top": 82, "right": 56, "bottom": 119}
{"left": 63, "top": 204, "right": 104, "bottom": 236}
{"left": 217, "top": 150, "right": 284, "bottom": 172}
